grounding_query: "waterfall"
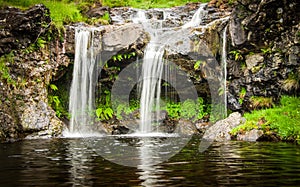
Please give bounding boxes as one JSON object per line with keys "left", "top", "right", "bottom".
{"left": 133, "top": 10, "right": 166, "bottom": 133}
{"left": 182, "top": 3, "right": 208, "bottom": 28}
{"left": 221, "top": 25, "right": 228, "bottom": 116}
{"left": 68, "top": 27, "right": 98, "bottom": 133}
{"left": 136, "top": 3, "right": 209, "bottom": 133}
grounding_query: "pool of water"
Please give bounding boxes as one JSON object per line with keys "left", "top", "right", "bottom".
{"left": 1, "top": 136, "right": 300, "bottom": 186}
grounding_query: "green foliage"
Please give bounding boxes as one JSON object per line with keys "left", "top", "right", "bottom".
{"left": 95, "top": 89, "right": 114, "bottom": 121}
{"left": 181, "top": 99, "right": 198, "bottom": 120}
{"left": 96, "top": 107, "right": 113, "bottom": 120}
{"left": 239, "top": 87, "right": 246, "bottom": 105}
{"left": 261, "top": 47, "right": 272, "bottom": 54}
{"left": 24, "top": 37, "right": 48, "bottom": 54}
{"left": 193, "top": 60, "right": 205, "bottom": 70}
{"left": 115, "top": 100, "right": 139, "bottom": 120}
{"left": 48, "top": 83, "right": 70, "bottom": 119}
{"left": 166, "top": 102, "right": 181, "bottom": 119}
{"left": 165, "top": 97, "right": 208, "bottom": 121}
{"left": 50, "top": 84, "right": 58, "bottom": 91}
{"left": 229, "top": 50, "right": 242, "bottom": 61}
{"left": 112, "top": 52, "right": 136, "bottom": 62}
{"left": 231, "top": 96, "right": 300, "bottom": 141}
{"left": 0, "top": 52, "right": 16, "bottom": 85}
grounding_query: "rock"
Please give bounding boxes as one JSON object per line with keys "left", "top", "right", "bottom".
{"left": 245, "top": 54, "right": 264, "bottom": 70}
{"left": 176, "top": 119, "right": 198, "bottom": 135}
{"left": 237, "top": 129, "right": 264, "bottom": 142}
{"left": 0, "top": 4, "right": 51, "bottom": 55}
{"left": 112, "top": 125, "right": 130, "bottom": 135}
{"left": 86, "top": 6, "right": 110, "bottom": 19}
{"left": 202, "top": 112, "right": 245, "bottom": 141}
{"left": 229, "top": 13, "right": 246, "bottom": 46}
{"left": 102, "top": 23, "right": 149, "bottom": 53}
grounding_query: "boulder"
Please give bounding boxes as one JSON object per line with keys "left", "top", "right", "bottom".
{"left": 202, "top": 112, "right": 245, "bottom": 141}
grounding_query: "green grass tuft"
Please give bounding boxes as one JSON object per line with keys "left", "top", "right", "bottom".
{"left": 231, "top": 96, "right": 300, "bottom": 141}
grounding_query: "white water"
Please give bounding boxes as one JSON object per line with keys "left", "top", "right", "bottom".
{"left": 68, "top": 27, "right": 98, "bottom": 134}
{"left": 221, "top": 25, "right": 228, "bottom": 116}
{"left": 182, "top": 3, "right": 208, "bottom": 28}
{"left": 137, "top": 3, "right": 210, "bottom": 133}
{"left": 133, "top": 10, "right": 166, "bottom": 133}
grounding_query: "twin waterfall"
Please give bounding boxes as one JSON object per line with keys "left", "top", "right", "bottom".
{"left": 66, "top": 3, "right": 229, "bottom": 135}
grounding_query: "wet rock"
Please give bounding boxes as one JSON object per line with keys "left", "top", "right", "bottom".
{"left": 237, "top": 129, "right": 264, "bottom": 142}
{"left": 112, "top": 125, "right": 130, "bottom": 135}
{"left": 202, "top": 112, "right": 245, "bottom": 141}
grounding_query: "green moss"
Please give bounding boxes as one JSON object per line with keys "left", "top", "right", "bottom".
{"left": 0, "top": 52, "right": 16, "bottom": 86}
{"left": 231, "top": 96, "right": 300, "bottom": 141}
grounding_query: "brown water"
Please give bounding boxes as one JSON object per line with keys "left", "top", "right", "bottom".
{"left": 1, "top": 136, "right": 300, "bottom": 186}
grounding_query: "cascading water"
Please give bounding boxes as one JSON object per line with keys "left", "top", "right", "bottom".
{"left": 135, "top": 3, "right": 210, "bottom": 133}
{"left": 182, "top": 3, "right": 208, "bottom": 28}
{"left": 221, "top": 25, "right": 228, "bottom": 116}
{"left": 68, "top": 27, "right": 98, "bottom": 134}
{"left": 133, "top": 10, "right": 166, "bottom": 133}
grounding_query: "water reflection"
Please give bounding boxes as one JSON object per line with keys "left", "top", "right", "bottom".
{"left": 66, "top": 139, "right": 95, "bottom": 186}
{"left": 137, "top": 138, "right": 165, "bottom": 187}
{"left": 1, "top": 137, "right": 300, "bottom": 186}
{"left": 91, "top": 134, "right": 191, "bottom": 167}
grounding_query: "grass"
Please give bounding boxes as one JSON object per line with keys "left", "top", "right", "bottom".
{"left": 0, "top": 0, "right": 84, "bottom": 28}
{"left": 231, "top": 96, "right": 300, "bottom": 142}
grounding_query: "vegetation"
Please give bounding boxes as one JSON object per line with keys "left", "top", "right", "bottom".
{"left": 0, "top": 0, "right": 85, "bottom": 28}
{"left": 249, "top": 96, "right": 274, "bottom": 109}
{"left": 0, "top": 52, "right": 16, "bottom": 86}
{"left": 48, "top": 84, "right": 70, "bottom": 119}
{"left": 231, "top": 96, "right": 300, "bottom": 142}
{"left": 281, "top": 70, "right": 300, "bottom": 93}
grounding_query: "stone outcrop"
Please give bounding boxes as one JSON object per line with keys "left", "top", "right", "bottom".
{"left": 0, "top": 5, "right": 69, "bottom": 142}
{"left": 202, "top": 112, "right": 245, "bottom": 141}
{"left": 0, "top": 4, "right": 51, "bottom": 55}
{"left": 227, "top": 0, "right": 300, "bottom": 111}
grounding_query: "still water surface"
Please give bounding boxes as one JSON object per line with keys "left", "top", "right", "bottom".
{"left": 1, "top": 136, "right": 300, "bottom": 186}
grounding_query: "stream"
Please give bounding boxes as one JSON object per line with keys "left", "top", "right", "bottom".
{"left": 1, "top": 136, "right": 300, "bottom": 186}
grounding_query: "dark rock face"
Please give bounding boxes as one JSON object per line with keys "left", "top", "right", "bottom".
{"left": 0, "top": 4, "right": 51, "bottom": 55}
{"left": 227, "top": 0, "right": 300, "bottom": 111}
{"left": 0, "top": 5, "right": 69, "bottom": 142}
